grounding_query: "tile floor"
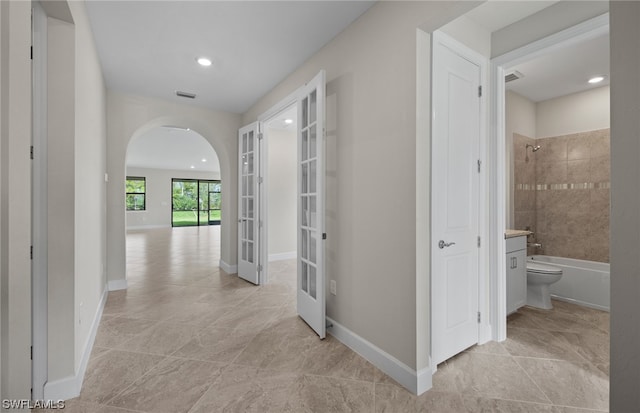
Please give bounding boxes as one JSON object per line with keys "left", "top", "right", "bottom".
{"left": 52, "top": 226, "right": 609, "bottom": 412}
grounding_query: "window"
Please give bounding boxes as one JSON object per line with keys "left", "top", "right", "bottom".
{"left": 126, "top": 176, "right": 146, "bottom": 211}
{"left": 172, "top": 179, "right": 221, "bottom": 226}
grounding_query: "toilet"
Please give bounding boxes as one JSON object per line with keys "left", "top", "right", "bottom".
{"left": 526, "top": 261, "right": 563, "bottom": 309}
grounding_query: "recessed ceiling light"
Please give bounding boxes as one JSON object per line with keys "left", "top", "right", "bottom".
{"left": 201, "top": 158, "right": 207, "bottom": 162}
{"left": 197, "top": 57, "right": 212, "bottom": 67}
{"left": 190, "top": 165, "right": 195, "bottom": 169}
{"left": 588, "top": 76, "right": 605, "bottom": 84}
{"left": 284, "top": 119, "right": 293, "bottom": 124}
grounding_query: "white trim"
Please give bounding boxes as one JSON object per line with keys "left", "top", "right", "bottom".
{"left": 269, "top": 251, "right": 296, "bottom": 262}
{"left": 327, "top": 317, "right": 431, "bottom": 395}
{"left": 31, "top": 1, "right": 49, "bottom": 400}
{"left": 219, "top": 259, "right": 237, "bottom": 274}
{"left": 125, "top": 224, "right": 169, "bottom": 231}
{"left": 488, "top": 13, "right": 609, "bottom": 343}
{"left": 44, "top": 287, "right": 108, "bottom": 401}
{"left": 107, "top": 279, "right": 128, "bottom": 291}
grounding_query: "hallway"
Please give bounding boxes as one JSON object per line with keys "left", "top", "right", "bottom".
{"left": 55, "top": 227, "right": 608, "bottom": 412}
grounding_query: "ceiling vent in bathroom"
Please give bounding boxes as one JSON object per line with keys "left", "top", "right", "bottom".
{"left": 176, "top": 90, "right": 196, "bottom": 99}
{"left": 505, "top": 70, "right": 524, "bottom": 83}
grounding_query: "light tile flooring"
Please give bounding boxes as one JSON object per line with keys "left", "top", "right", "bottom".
{"left": 53, "top": 226, "right": 609, "bottom": 412}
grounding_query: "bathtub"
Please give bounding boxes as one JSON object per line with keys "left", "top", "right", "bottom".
{"left": 528, "top": 255, "right": 610, "bottom": 312}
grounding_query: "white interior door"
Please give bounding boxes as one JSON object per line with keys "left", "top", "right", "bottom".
{"left": 297, "top": 71, "right": 326, "bottom": 338}
{"left": 432, "top": 32, "right": 481, "bottom": 365}
{"left": 238, "top": 122, "right": 260, "bottom": 284}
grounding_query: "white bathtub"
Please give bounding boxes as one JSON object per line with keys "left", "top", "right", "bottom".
{"left": 528, "top": 255, "right": 610, "bottom": 312}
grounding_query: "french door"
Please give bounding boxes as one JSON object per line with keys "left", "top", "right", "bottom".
{"left": 237, "top": 123, "right": 260, "bottom": 284}
{"left": 237, "top": 71, "right": 326, "bottom": 337}
{"left": 296, "top": 71, "right": 326, "bottom": 338}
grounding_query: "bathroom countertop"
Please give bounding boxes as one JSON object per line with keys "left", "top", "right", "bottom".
{"left": 505, "top": 229, "right": 533, "bottom": 239}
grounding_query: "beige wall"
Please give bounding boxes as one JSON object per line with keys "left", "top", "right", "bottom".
{"left": 537, "top": 86, "right": 610, "bottom": 138}
{"left": 0, "top": 0, "right": 32, "bottom": 400}
{"left": 267, "top": 128, "right": 296, "bottom": 257}
{"left": 610, "top": 2, "right": 640, "bottom": 411}
{"left": 107, "top": 91, "right": 241, "bottom": 281}
{"left": 125, "top": 167, "right": 220, "bottom": 229}
{"left": 70, "top": 0, "right": 108, "bottom": 372}
{"left": 242, "top": 1, "right": 480, "bottom": 371}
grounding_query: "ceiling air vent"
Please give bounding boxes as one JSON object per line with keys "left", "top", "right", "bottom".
{"left": 505, "top": 70, "right": 524, "bottom": 83}
{"left": 176, "top": 90, "right": 196, "bottom": 99}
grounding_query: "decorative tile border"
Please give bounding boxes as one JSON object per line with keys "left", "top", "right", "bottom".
{"left": 515, "top": 182, "right": 610, "bottom": 191}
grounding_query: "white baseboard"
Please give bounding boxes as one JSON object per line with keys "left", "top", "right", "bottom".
{"left": 108, "top": 278, "right": 128, "bottom": 291}
{"left": 44, "top": 287, "right": 108, "bottom": 401}
{"left": 219, "top": 259, "right": 237, "bottom": 274}
{"left": 326, "top": 317, "right": 431, "bottom": 395}
{"left": 269, "top": 251, "right": 296, "bottom": 262}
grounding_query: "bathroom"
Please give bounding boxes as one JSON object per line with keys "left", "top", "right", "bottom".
{"left": 506, "top": 31, "right": 611, "bottom": 313}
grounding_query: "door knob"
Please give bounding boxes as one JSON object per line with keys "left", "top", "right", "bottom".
{"left": 438, "top": 240, "right": 456, "bottom": 249}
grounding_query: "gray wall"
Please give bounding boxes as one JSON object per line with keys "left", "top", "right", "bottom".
{"left": 610, "top": 2, "right": 640, "bottom": 411}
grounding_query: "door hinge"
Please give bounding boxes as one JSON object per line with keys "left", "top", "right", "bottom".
{"left": 258, "top": 264, "right": 263, "bottom": 273}
{"left": 30, "top": 245, "right": 33, "bottom": 259}
{"left": 477, "top": 236, "right": 481, "bottom": 248}
{"left": 30, "top": 146, "right": 34, "bottom": 160}
{"left": 478, "top": 85, "right": 482, "bottom": 97}
{"left": 258, "top": 176, "right": 263, "bottom": 184}
{"left": 30, "top": 46, "right": 33, "bottom": 60}
{"left": 259, "top": 220, "right": 263, "bottom": 228}
{"left": 477, "top": 312, "right": 481, "bottom": 323}
{"left": 257, "top": 132, "right": 263, "bottom": 140}
{"left": 31, "top": 345, "right": 33, "bottom": 360}
{"left": 322, "top": 233, "right": 327, "bottom": 240}
{"left": 477, "top": 159, "right": 481, "bottom": 173}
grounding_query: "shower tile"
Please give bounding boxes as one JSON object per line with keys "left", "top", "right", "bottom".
{"left": 590, "top": 156, "right": 610, "bottom": 183}
{"left": 590, "top": 189, "right": 610, "bottom": 213}
{"left": 567, "top": 135, "right": 591, "bottom": 160}
{"left": 567, "top": 160, "right": 590, "bottom": 183}
{"left": 542, "top": 139, "right": 568, "bottom": 161}
{"left": 589, "top": 130, "right": 610, "bottom": 158}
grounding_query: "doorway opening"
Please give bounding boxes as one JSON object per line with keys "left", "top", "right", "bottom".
{"left": 491, "top": 13, "right": 610, "bottom": 341}
{"left": 171, "top": 179, "right": 222, "bottom": 227}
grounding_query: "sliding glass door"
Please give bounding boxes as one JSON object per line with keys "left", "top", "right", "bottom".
{"left": 172, "top": 179, "right": 221, "bottom": 227}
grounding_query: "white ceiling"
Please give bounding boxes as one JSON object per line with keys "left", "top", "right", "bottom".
{"left": 505, "top": 33, "right": 609, "bottom": 102}
{"left": 126, "top": 127, "right": 221, "bottom": 172}
{"left": 465, "top": 0, "right": 559, "bottom": 33}
{"left": 465, "top": 1, "right": 609, "bottom": 103}
{"left": 85, "top": 0, "right": 374, "bottom": 114}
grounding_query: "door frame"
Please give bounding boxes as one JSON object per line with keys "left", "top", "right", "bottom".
{"left": 32, "top": 1, "right": 49, "bottom": 400}
{"left": 255, "top": 89, "right": 301, "bottom": 285}
{"left": 488, "top": 13, "right": 609, "bottom": 342}
{"left": 430, "top": 30, "right": 489, "bottom": 366}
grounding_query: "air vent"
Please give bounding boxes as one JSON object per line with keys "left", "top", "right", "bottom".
{"left": 176, "top": 90, "right": 196, "bottom": 99}
{"left": 505, "top": 70, "right": 524, "bottom": 83}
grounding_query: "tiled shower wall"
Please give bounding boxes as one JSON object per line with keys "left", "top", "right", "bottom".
{"left": 513, "top": 129, "right": 610, "bottom": 263}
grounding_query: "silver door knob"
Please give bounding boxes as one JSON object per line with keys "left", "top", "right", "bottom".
{"left": 438, "top": 240, "right": 456, "bottom": 249}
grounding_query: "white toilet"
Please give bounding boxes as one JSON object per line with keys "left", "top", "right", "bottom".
{"left": 526, "top": 261, "right": 563, "bottom": 309}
